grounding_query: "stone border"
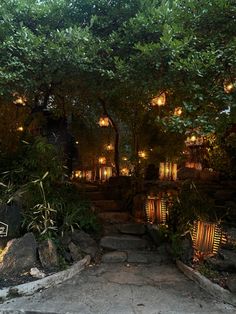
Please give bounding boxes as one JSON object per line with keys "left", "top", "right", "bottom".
{"left": 0, "top": 255, "right": 91, "bottom": 301}
{"left": 176, "top": 260, "right": 236, "bottom": 307}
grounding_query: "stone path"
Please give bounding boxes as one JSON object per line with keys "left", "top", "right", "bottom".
{"left": 1, "top": 261, "right": 235, "bottom": 313}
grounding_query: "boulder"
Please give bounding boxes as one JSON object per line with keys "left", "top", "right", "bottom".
{"left": 0, "top": 232, "right": 37, "bottom": 274}
{"left": 100, "top": 235, "right": 147, "bottom": 250}
{"left": 0, "top": 203, "right": 22, "bottom": 249}
{"left": 38, "top": 239, "right": 59, "bottom": 270}
{"left": 226, "top": 274, "right": 236, "bottom": 293}
{"left": 102, "top": 251, "right": 127, "bottom": 263}
{"left": 68, "top": 242, "right": 83, "bottom": 262}
{"left": 71, "top": 230, "right": 98, "bottom": 258}
{"left": 207, "top": 249, "right": 236, "bottom": 272}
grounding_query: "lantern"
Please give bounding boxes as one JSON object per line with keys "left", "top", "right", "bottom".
{"left": 138, "top": 150, "right": 147, "bottom": 159}
{"left": 99, "top": 115, "right": 109, "bottom": 127}
{"left": 224, "top": 81, "right": 234, "bottom": 94}
{"left": 145, "top": 193, "right": 169, "bottom": 225}
{"left": 174, "top": 107, "right": 182, "bottom": 116}
{"left": 13, "top": 93, "right": 26, "bottom": 106}
{"left": 121, "top": 167, "right": 129, "bottom": 176}
{"left": 159, "top": 162, "right": 177, "bottom": 181}
{"left": 17, "top": 126, "right": 24, "bottom": 132}
{"left": 192, "top": 220, "right": 226, "bottom": 259}
{"left": 151, "top": 92, "right": 166, "bottom": 107}
{"left": 98, "top": 156, "right": 106, "bottom": 165}
{"left": 185, "top": 162, "right": 202, "bottom": 171}
{"left": 105, "top": 144, "right": 114, "bottom": 151}
{"left": 99, "top": 166, "right": 113, "bottom": 182}
{"left": 185, "top": 135, "right": 204, "bottom": 147}
{"left": 73, "top": 170, "right": 93, "bottom": 181}
{"left": 73, "top": 170, "right": 82, "bottom": 179}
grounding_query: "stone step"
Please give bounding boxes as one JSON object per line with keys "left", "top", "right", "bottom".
{"left": 117, "top": 223, "right": 146, "bottom": 235}
{"left": 85, "top": 191, "right": 105, "bottom": 201}
{"left": 100, "top": 235, "right": 148, "bottom": 250}
{"left": 92, "top": 200, "right": 121, "bottom": 212}
{"left": 101, "top": 250, "right": 170, "bottom": 264}
{"left": 98, "top": 212, "right": 130, "bottom": 223}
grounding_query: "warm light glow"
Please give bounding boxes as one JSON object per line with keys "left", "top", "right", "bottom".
{"left": 99, "top": 116, "right": 109, "bottom": 127}
{"left": 185, "top": 135, "right": 204, "bottom": 146}
{"left": 98, "top": 156, "right": 106, "bottom": 164}
{"left": 105, "top": 144, "right": 114, "bottom": 151}
{"left": 73, "top": 170, "right": 93, "bottom": 181}
{"left": 159, "top": 162, "right": 177, "bottom": 181}
{"left": 17, "top": 126, "right": 24, "bottom": 132}
{"left": 185, "top": 162, "right": 202, "bottom": 170}
{"left": 13, "top": 93, "right": 26, "bottom": 106}
{"left": 146, "top": 193, "right": 169, "bottom": 225}
{"left": 99, "top": 166, "right": 113, "bottom": 182}
{"left": 122, "top": 157, "right": 128, "bottom": 161}
{"left": 138, "top": 150, "right": 147, "bottom": 159}
{"left": 121, "top": 167, "right": 129, "bottom": 176}
{"left": 151, "top": 92, "right": 166, "bottom": 107}
{"left": 191, "top": 135, "right": 196, "bottom": 142}
{"left": 192, "top": 220, "right": 226, "bottom": 259}
{"left": 75, "top": 141, "right": 79, "bottom": 145}
{"left": 224, "top": 81, "right": 234, "bottom": 94}
{"left": 174, "top": 107, "right": 182, "bottom": 116}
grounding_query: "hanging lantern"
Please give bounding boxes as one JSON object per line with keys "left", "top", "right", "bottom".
{"left": 145, "top": 192, "right": 169, "bottom": 225}
{"left": 98, "top": 156, "right": 106, "bottom": 165}
{"left": 192, "top": 220, "right": 226, "bottom": 259}
{"left": 105, "top": 143, "right": 114, "bottom": 151}
{"left": 174, "top": 107, "right": 182, "bottom": 116}
{"left": 99, "top": 115, "right": 109, "bottom": 127}
{"left": 151, "top": 92, "right": 166, "bottom": 107}
{"left": 121, "top": 167, "right": 129, "bottom": 176}
{"left": 159, "top": 162, "right": 177, "bottom": 181}
{"left": 99, "top": 166, "right": 113, "bottom": 182}
{"left": 138, "top": 150, "right": 147, "bottom": 159}
{"left": 224, "top": 80, "right": 235, "bottom": 94}
{"left": 17, "top": 126, "right": 24, "bottom": 132}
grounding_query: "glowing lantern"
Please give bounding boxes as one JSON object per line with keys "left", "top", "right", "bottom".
{"left": 13, "top": 93, "right": 26, "bottom": 106}
{"left": 174, "top": 107, "right": 182, "bottom": 116}
{"left": 99, "top": 166, "right": 113, "bottom": 182}
{"left": 151, "top": 92, "right": 166, "bottom": 107}
{"left": 73, "top": 170, "right": 82, "bottom": 179}
{"left": 98, "top": 157, "right": 106, "bottom": 165}
{"left": 192, "top": 220, "right": 226, "bottom": 259}
{"left": 145, "top": 193, "right": 169, "bottom": 225}
{"left": 75, "top": 140, "right": 79, "bottom": 145}
{"left": 99, "top": 115, "right": 109, "bottom": 127}
{"left": 138, "top": 150, "right": 147, "bottom": 159}
{"left": 122, "top": 157, "right": 128, "bottom": 161}
{"left": 121, "top": 167, "right": 129, "bottom": 176}
{"left": 185, "top": 135, "right": 204, "bottom": 146}
{"left": 185, "top": 162, "right": 202, "bottom": 170}
{"left": 73, "top": 170, "right": 93, "bottom": 181}
{"left": 224, "top": 81, "right": 234, "bottom": 94}
{"left": 17, "top": 126, "right": 24, "bottom": 132}
{"left": 159, "top": 162, "right": 177, "bottom": 181}
{"left": 105, "top": 144, "right": 114, "bottom": 151}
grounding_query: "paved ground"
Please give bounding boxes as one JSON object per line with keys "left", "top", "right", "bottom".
{"left": 1, "top": 261, "right": 236, "bottom": 314}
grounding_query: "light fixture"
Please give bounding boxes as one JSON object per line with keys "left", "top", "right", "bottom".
{"left": 151, "top": 92, "right": 166, "bottom": 107}
{"left": 13, "top": 93, "right": 26, "bottom": 106}
{"left": 98, "top": 156, "right": 106, "bottom": 164}
{"left": 122, "top": 157, "right": 128, "bottom": 161}
{"left": 138, "top": 150, "right": 147, "bottom": 159}
{"left": 224, "top": 81, "right": 235, "bottom": 94}
{"left": 99, "top": 115, "right": 109, "bottom": 127}
{"left": 159, "top": 162, "right": 177, "bottom": 181}
{"left": 105, "top": 144, "right": 114, "bottom": 151}
{"left": 174, "top": 107, "right": 182, "bottom": 116}
{"left": 17, "top": 126, "right": 24, "bottom": 132}
{"left": 75, "top": 141, "right": 79, "bottom": 145}
{"left": 145, "top": 193, "right": 170, "bottom": 225}
{"left": 121, "top": 167, "right": 129, "bottom": 176}
{"left": 99, "top": 166, "right": 113, "bottom": 182}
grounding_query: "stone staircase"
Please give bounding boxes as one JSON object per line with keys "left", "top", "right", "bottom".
{"left": 85, "top": 185, "right": 170, "bottom": 264}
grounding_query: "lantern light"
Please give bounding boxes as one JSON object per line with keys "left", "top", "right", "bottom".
{"left": 224, "top": 81, "right": 234, "bottom": 94}
{"left": 99, "top": 166, "right": 113, "bottom": 182}
{"left": 105, "top": 144, "right": 114, "bottom": 151}
{"left": 121, "top": 167, "right": 129, "bottom": 176}
{"left": 185, "top": 162, "right": 202, "bottom": 171}
{"left": 17, "top": 126, "right": 24, "bottom": 132}
{"left": 13, "top": 93, "right": 26, "bottom": 106}
{"left": 174, "top": 107, "right": 182, "bottom": 116}
{"left": 122, "top": 157, "right": 128, "bottom": 161}
{"left": 151, "top": 92, "right": 166, "bottom": 107}
{"left": 75, "top": 141, "right": 79, "bottom": 145}
{"left": 138, "top": 150, "right": 147, "bottom": 159}
{"left": 99, "top": 115, "right": 109, "bottom": 127}
{"left": 159, "top": 162, "right": 177, "bottom": 181}
{"left": 192, "top": 220, "right": 226, "bottom": 259}
{"left": 145, "top": 193, "right": 170, "bottom": 225}
{"left": 98, "top": 156, "right": 106, "bottom": 164}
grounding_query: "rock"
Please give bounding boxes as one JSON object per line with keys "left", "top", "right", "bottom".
{"left": 118, "top": 223, "right": 146, "bottom": 235}
{"left": 68, "top": 242, "right": 83, "bottom": 262}
{"left": 0, "top": 203, "right": 22, "bottom": 249}
{"left": 146, "top": 224, "right": 167, "bottom": 247}
{"left": 207, "top": 249, "right": 236, "bottom": 272}
{"left": 71, "top": 231, "right": 98, "bottom": 258}
{"left": 60, "top": 232, "right": 72, "bottom": 247}
{"left": 226, "top": 274, "right": 236, "bottom": 293}
{"left": 30, "top": 267, "right": 46, "bottom": 279}
{"left": 126, "top": 250, "right": 167, "bottom": 264}
{"left": 100, "top": 235, "right": 148, "bottom": 250}
{"left": 0, "top": 232, "right": 37, "bottom": 274}
{"left": 102, "top": 251, "right": 127, "bottom": 263}
{"left": 179, "top": 233, "right": 194, "bottom": 264}
{"left": 38, "top": 239, "right": 59, "bottom": 270}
